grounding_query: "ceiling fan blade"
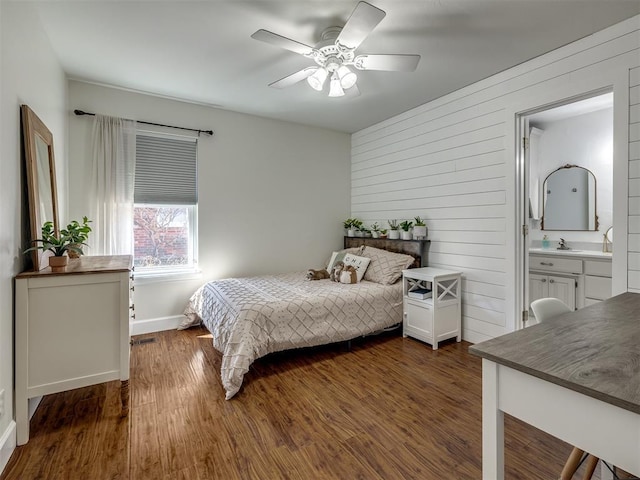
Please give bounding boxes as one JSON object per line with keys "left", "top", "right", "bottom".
{"left": 353, "top": 54, "right": 421, "bottom": 72}
{"left": 269, "top": 67, "right": 318, "bottom": 89}
{"left": 251, "top": 29, "right": 314, "bottom": 56}
{"left": 336, "top": 2, "right": 386, "bottom": 50}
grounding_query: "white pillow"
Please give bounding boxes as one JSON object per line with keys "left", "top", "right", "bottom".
{"left": 342, "top": 253, "right": 371, "bottom": 282}
{"left": 326, "top": 251, "right": 346, "bottom": 272}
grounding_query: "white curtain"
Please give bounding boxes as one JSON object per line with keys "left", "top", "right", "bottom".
{"left": 89, "top": 115, "right": 136, "bottom": 255}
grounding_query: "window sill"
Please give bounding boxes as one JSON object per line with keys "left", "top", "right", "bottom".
{"left": 133, "top": 268, "right": 203, "bottom": 285}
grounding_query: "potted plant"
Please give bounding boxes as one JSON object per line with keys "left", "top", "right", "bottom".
{"left": 413, "top": 216, "right": 427, "bottom": 239}
{"left": 388, "top": 220, "right": 400, "bottom": 240}
{"left": 352, "top": 218, "right": 364, "bottom": 237}
{"left": 65, "top": 216, "right": 92, "bottom": 258}
{"left": 343, "top": 218, "right": 356, "bottom": 237}
{"left": 370, "top": 222, "right": 380, "bottom": 238}
{"left": 25, "top": 221, "right": 86, "bottom": 272}
{"left": 380, "top": 228, "right": 388, "bottom": 239}
{"left": 400, "top": 220, "right": 414, "bottom": 240}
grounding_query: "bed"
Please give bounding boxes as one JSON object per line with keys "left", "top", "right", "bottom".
{"left": 181, "top": 241, "right": 428, "bottom": 399}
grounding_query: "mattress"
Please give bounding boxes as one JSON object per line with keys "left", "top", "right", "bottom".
{"left": 183, "top": 272, "right": 403, "bottom": 399}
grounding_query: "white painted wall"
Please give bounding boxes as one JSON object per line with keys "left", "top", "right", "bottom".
{"left": 0, "top": 2, "right": 68, "bottom": 471}
{"left": 530, "top": 107, "right": 613, "bottom": 246}
{"left": 68, "top": 81, "right": 351, "bottom": 331}
{"left": 351, "top": 15, "right": 640, "bottom": 343}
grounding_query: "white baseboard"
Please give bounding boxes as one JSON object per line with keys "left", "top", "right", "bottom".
{"left": 0, "top": 420, "right": 16, "bottom": 476}
{"left": 462, "top": 329, "right": 491, "bottom": 345}
{"left": 130, "top": 315, "right": 183, "bottom": 335}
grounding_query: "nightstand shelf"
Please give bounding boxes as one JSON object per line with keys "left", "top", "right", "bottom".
{"left": 402, "top": 267, "right": 462, "bottom": 349}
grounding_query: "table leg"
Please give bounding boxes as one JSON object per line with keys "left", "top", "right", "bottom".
{"left": 482, "top": 359, "right": 504, "bottom": 480}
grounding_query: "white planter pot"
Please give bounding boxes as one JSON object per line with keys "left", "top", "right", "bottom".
{"left": 347, "top": 229, "right": 356, "bottom": 237}
{"left": 371, "top": 231, "right": 380, "bottom": 238}
{"left": 388, "top": 230, "right": 400, "bottom": 240}
{"left": 413, "top": 225, "right": 427, "bottom": 239}
{"left": 356, "top": 230, "right": 364, "bottom": 237}
{"left": 401, "top": 230, "right": 413, "bottom": 240}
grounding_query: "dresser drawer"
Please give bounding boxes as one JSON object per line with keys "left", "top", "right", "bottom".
{"left": 584, "top": 275, "right": 612, "bottom": 301}
{"left": 530, "top": 255, "right": 583, "bottom": 274}
{"left": 584, "top": 259, "right": 612, "bottom": 277}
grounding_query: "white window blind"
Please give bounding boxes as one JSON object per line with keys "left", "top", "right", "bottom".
{"left": 135, "top": 134, "right": 197, "bottom": 204}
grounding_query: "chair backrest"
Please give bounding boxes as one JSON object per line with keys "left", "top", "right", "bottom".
{"left": 530, "top": 297, "right": 572, "bottom": 323}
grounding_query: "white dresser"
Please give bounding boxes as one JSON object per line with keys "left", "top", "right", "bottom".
{"left": 15, "top": 255, "right": 133, "bottom": 445}
{"left": 529, "top": 249, "right": 612, "bottom": 313}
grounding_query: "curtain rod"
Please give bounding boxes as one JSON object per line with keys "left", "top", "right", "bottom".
{"left": 73, "top": 109, "right": 214, "bottom": 136}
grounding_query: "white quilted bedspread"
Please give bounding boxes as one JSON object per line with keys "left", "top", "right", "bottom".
{"left": 183, "top": 272, "right": 403, "bottom": 399}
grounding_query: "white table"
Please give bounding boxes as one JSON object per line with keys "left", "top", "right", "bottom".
{"left": 470, "top": 293, "right": 640, "bottom": 479}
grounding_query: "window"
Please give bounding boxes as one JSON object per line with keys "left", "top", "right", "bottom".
{"left": 133, "top": 133, "right": 198, "bottom": 274}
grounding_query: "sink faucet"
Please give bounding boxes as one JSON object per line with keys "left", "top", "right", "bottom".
{"left": 557, "top": 238, "right": 570, "bottom": 250}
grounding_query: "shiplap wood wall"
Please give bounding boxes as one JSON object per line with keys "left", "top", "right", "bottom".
{"left": 629, "top": 65, "right": 640, "bottom": 290}
{"left": 351, "top": 15, "right": 640, "bottom": 343}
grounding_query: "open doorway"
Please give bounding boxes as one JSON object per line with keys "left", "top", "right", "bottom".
{"left": 518, "top": 90, "right": 614, "bottom": 326}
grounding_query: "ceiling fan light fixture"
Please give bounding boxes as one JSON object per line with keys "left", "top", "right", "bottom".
{"left": 328, "top": 72, "right": 345, "bottom": 97}
{"left": 307, "top": 68, "right": 328, "bottom": 91}
{"left": 337, "top": 65, "right": 357, "bottom": 89}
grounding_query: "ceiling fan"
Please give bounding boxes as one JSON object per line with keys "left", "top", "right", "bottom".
{"left": 251, "top": 1, "right": 421, "bottom": 97}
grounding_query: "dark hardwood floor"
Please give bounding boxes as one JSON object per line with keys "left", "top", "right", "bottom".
{"left": 2, "top": 327, "right": 601, "bottom": 479}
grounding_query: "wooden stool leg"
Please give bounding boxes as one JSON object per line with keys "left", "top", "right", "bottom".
{"left": 581, "top": 455, "right": 599, "bottom": 480}
{"left": 561, "top": 447, "right": 585, "bottom": 480}
{"left": 614, "top": 466, "right": 635, "bottom": 479}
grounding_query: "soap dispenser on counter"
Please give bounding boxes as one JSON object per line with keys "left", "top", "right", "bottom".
{"left": 542, "top": 235, "right": 550, "bottom": 249}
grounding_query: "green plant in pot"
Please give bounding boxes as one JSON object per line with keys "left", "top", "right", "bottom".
{"left": 413, "top": 216, "right": 428, "bottom": 239}
{"left": 25, "top": 221, "right": 87, "bottom": 272}
{"left": 343, "top": 218, "right": 355, "bottom": 237}
{"left": 64, "top": 216, "right": 92, "bottom": 258}
{"left": 351, "top": 218, "right": 364, "bottom": 237}
{"left": 399, "top": 220, "right": 414, "bottom": 240}
{"left": 370, "top": 222, "right": 380, "bottom": 238}
{"left": 380, "top": 228, "right": 388, "bottom": 238}
{"left": 387, "top": 220, "right": 400, "bottom": 240}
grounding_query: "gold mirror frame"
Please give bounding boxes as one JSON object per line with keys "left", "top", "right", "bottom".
{"left": 21, "top": 105, "right": 59, "bottom": 271}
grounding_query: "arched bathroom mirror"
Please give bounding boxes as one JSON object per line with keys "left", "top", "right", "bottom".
{"left": 541, "top": 164, "right": 598, "bottom": 231}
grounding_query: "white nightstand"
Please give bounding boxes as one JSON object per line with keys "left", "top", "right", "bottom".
{"left": 402, "top": 267, "right": 462, "bottom": 349}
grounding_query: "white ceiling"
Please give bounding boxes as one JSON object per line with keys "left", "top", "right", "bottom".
{"left": 33, "top": 1, "right": 640, "bottom": 133}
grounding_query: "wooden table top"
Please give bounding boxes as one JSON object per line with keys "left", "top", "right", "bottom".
{"left": 16, "top": 255, "right": 133, "bottom": 278}
{"left": 470, "top": 292, "right": 640, "bottom": 414}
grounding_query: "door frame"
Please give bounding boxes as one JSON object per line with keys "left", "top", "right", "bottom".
{"left": 506, "top": 71, "right": 629, "bottom": 331}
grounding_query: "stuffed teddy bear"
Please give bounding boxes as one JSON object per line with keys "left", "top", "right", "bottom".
{"left": 339, "top": 265, "right": 358, "bottom": 284}
{"left": 330, "top": 261, "right": 345, "bottom": 282}
{"left": 306, "top": 268, "right": 330, "bottom": 281}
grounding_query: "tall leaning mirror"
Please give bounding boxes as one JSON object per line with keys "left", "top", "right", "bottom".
{"left": 21, "top": 105, "right": 59, "bottom": 271}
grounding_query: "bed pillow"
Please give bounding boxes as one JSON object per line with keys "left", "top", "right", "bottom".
{"left": 361, "top": 246, "right": 415, "bottom": 285}
{"left": 342, "top": 253, "right": 371, "bottom": 282}
{"left": 326, "top": 246, "right": 365, "bottom": 272}
{"left": 326, "top": 251, "right": 347, "bottom": 272}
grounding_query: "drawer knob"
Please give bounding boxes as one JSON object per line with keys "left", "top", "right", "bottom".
{"left": 542, "top": 279, "right": 547, "bottom": 283}
{"left": 540, "top": 262, "right": 554, "bottom": 266}
{"left": 549, "top": 279, "right": 555, "bottom": 283}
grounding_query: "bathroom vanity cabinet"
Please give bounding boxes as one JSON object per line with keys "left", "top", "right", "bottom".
{"left": 529, "top": 249, "right": 612, "bottom": 313}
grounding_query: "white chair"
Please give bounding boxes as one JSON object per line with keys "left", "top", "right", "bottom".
{"left": 530, "top": 297, "right": 571, "bottom": 323}
{"left": 530, "top": 297, "right": 599, "bottom": 480}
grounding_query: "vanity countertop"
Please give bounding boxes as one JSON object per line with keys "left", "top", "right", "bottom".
{"left": 529, "top": 247, "right": 612, "bottom": 259}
